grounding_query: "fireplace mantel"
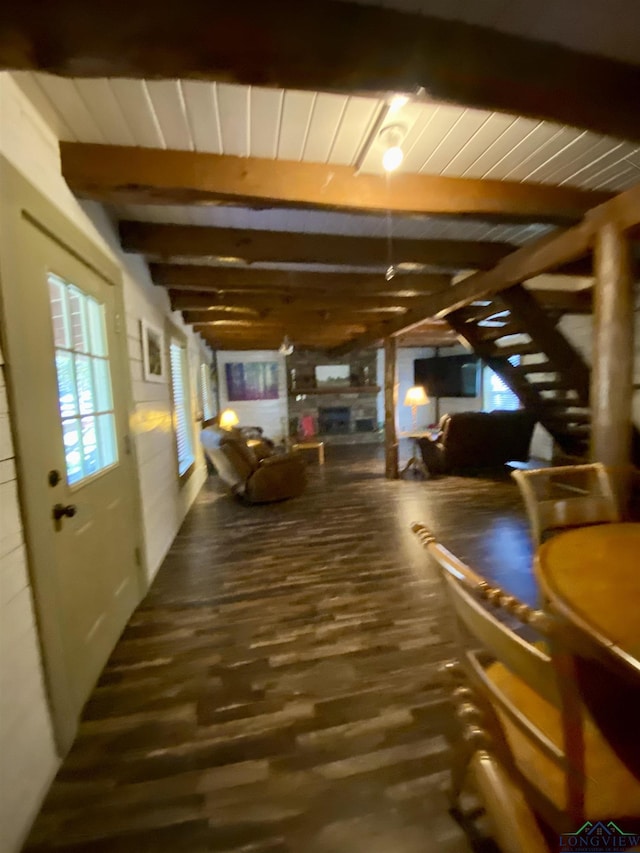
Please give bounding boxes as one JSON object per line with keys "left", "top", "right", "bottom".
{"left": 289, "top": 385, "right": 379, "bottom": 396}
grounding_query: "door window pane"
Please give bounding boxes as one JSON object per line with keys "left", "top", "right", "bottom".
{"left": 75, "top": 354, "right": 95, "bottom": 415}
{"left": 49, "top": 277, "right": 70, "bottom": 348}
{"left": 81, "top": 416, "right": 99, "bottom": 475}
{"left": 48, "top": 274, "right": 119, "bottom": 485}
{"left": 55, "top": 351, "right": 78, "bottom": 418}
{"left": 68, "top": 286, "right": 90, "bottom": 353}
{"left": 62, "top": 419, "right": 83, "bottom": 485}
{"left": 93, "top": 359, "right": 113, "bottom": 411}
{"left": 87, "top": 298, "right": 107, "bottom": 357}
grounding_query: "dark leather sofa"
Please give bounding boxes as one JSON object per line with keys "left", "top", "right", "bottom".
{"left": 201, "top": 425, "right": 306, "bottom": 503}
{"left": 417, "top": 410, "right": 536, "bottom": 475}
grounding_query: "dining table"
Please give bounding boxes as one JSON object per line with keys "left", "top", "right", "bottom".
{"left": 535, "top": 521, "right": 640, "bottom": 779}
{"left": 536, "top": 522, "right": 640, "bottom": 677}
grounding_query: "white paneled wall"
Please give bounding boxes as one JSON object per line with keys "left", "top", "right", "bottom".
{"left": 560, "top": 309, "right": 640, "bottom": 429}
{"left": 0, "top": 72, "right": 210, "bottom": 852}
{"left": 217, "top": 351, "right": 288, "bottom": 442}
{"left": 0, "top": 344, "right": 58, "bottom": 853}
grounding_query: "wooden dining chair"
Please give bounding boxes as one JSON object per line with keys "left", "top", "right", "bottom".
{"left": 511, "top": 463, "right": 619, "bottom": 546}
{"left": 412, "top": 522, "right": 640, "bottom": 852}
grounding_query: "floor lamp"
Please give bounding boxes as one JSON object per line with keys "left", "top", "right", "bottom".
{"left": 402, "top": 386, "right": 430, "bottom": 476}
{"left": 404, "top": 386, "right": 429, "bottom": 432}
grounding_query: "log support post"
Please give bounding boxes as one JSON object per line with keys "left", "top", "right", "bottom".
{"left": 384, "top": 337, "right": 399, "bottom": 479}
{"left": 591, "top": 222, "right": 634, "bottom": 513}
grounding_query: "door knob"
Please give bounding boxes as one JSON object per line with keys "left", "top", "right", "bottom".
{"left": 52, "top": 503, "right": 77, "bottom": 521}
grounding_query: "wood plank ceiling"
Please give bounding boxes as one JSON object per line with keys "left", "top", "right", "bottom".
{"left": 9, "top": 11, "right": 639, "bottom": 352}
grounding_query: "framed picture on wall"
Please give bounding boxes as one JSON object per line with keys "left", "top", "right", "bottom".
{"left": 141, "top": 320, "right": 165, "bottom": 383}
{"left": 225, "top": 362, "right": 279, "bottom": 401}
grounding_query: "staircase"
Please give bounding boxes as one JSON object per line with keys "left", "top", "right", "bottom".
{"left": 447, "top": 284, "right": 640, "bottom": 463}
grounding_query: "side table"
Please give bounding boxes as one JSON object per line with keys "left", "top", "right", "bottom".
{"left": 400, "top": 431, "right": 439, "bottom": 478}
{"left": 291, "top": 440, "right": 325, "bottom": 465}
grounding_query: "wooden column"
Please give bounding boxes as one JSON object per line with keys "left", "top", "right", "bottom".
{"left": 591, "top": 221, "right": 634, "bottom": 511}
{"left": 384, "top": 337, "right": 399, "bottom": 479}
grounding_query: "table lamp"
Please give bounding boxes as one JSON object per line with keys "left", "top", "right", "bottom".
{"left": 219, "top": 408, "right": 239, "bottom": 430}
{"left": 404, "top": 386, "right": 429, "bottom": 432}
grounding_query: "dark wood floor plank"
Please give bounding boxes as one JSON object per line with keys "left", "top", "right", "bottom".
{"left": 25, "top": 445, "right": 533, "bottom": 852}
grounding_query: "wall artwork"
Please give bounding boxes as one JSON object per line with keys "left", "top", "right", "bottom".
{"left": 225, "top": 361, "right": 279, "bottom": 401}
{"left": 141, "top": 320, "right": 165, "bottom": 383}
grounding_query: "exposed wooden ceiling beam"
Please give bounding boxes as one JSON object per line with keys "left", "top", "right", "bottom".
{"left": 150, "top": 264, "right": 451, "bottom": 295}
{"left": 63, "top": 144, "right": 610, "bottom": 224}
{"left": 195, "top": 325, "right": 365, "bottom": 351}
{"left": 527, "top": 288, "right": 593, "bottom": 314}
{"left": 428, "top": 183, "right": 640, "bottom": 318}
{"left": 396, "top": 320, "right": 458, "bottom": 348}
{"left": 183, "top": 309, "right": 402, "bottom": 325}
{"left": 123, "top": 222, "right": 515, "bottom": 270}
{"left": 4, "top": 1, "right": 640, "bottom": 142}
{"left": 170, "top": 290, "right": 438, "bottom": 312}
{"left": 331, "top": 301, "right": 448, "bottom": 355}
{"left": 397, "top": 334, "right": 458, "bottom": 348}
{"left": 172, "top": 282, "right": 590, "bottom": 316}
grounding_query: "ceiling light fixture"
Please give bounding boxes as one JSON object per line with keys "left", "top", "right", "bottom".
{"left": 379, "top": 124, "right": 406, "bottom": 173}
{"left": 278, "top": 335, "right": 294, "bottom": 356}
{"left": 388, "top": 94, "right": 410, "bottom": 113}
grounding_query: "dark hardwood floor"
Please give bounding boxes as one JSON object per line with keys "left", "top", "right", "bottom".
{"left": 25, "top": 444, "right": 536, "bottom": 853}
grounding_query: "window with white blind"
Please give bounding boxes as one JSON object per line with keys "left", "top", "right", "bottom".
{"left": 170, "top": 340, "right": 194, "bottom": 476}
{"left": 199, "top": 362, "right": 214, "bottom": 421}
{"left": 483, "top": 356, "right": 521, "bottom": 412}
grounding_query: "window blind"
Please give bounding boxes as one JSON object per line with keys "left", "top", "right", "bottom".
{"left": 170, "top": 342, "right": 194, "bottom": 475}
{"left": 483, "top": 357, "right": 521, "bottom": 412}
{"left": 200, "top": 363, "right": 214, "bottom": 421}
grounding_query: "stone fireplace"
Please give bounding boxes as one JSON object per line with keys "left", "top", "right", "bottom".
{"left": 287, "top": 348, "right": 381, "bottom": 444}
{"left": 318, "top": 406, "right": 351, "bottom": 434}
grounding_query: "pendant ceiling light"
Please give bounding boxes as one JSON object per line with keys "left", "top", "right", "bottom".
{"left": 385, "top": 200, "right": 397, "bottom": 282}
{"left": 379, "top": 124, "right": 406, "bottom": 173}
{"left": 278, "top": 335, "right": 294, "bottom": 356}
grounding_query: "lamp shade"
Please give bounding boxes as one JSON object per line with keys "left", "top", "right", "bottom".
{"left": 219, "top": 408, "right": 239, "bottom": 429}
{"left": 404, "top": 386, "right": 429, "bottom": 407}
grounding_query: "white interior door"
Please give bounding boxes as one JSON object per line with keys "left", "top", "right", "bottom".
{"left": 0, "top": 167, "right": 143, "bottom": 750}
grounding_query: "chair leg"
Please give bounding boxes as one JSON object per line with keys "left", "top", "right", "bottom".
{"left": 450, "top": 739, "right": 473, "bottom": 808}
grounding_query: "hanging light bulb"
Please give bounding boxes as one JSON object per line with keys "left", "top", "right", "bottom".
{"left": 385, "top": 265, "right": 396, "bottom": 281}
{"left": 382, "top": 145, "right": 403, "bottom": 172}
{"left": 379, "top": 124, "right": 406, "bottom": 173}
{"left": 278, "top": 335, "right": 294, "bottom": 356}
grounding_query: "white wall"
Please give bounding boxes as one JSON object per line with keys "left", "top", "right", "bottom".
{"left": 0, "top": 342, "right": 59, "bottom": 853}
{"left": 0, "top": 72, "right": 210, "bottom": 852}
{"left": 217, "top": 351, "right": 288, "bottom": 442}
{"left": 560, "top": 309, "right": 640, "bottom": 435}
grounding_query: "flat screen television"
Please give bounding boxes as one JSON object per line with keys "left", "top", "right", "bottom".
{"left": 414, "top": 355, "right": 479, "bottom": 398}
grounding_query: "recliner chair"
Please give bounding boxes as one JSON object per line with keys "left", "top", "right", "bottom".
{"left": 200, "top": 425, "right": 306, "bottom": 503}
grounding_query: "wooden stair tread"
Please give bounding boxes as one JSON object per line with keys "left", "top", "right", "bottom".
{"left": 510, "top": 361, "right": 555, "bottom": 375}
{"left": 476, "top": 323, "right": 522, "bottom": 343}
{"left": 460, "top": 303, "right": 510, "bottom": 324}
{"left": 449, "top": 282, "right": 640, "bottom": 467}
{"left": 527, "top": 380, "right": 572, "bottom": 391}
{"left": 545, "top": 412, "right": 591, "bottom": 424}
{"left": 488, "top": 342, "right": 539, "bottom": 359}
{"left": 554, "top": 424, "right": 591, "bottom": 437}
